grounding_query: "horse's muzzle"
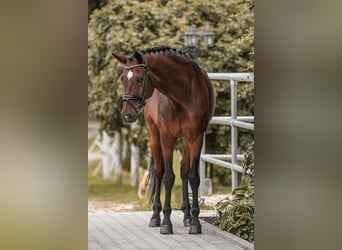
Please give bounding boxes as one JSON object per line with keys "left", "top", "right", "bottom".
{"left": 121, "top": 111, "right": 137, "bottom": 123}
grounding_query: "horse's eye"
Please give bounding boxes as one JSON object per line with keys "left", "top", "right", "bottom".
{"left": 137, "top": 77, "right": 143, "bottom": 85}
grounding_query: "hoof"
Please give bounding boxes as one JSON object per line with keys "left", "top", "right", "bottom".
{"left": 189, "top": 224, "right": 202, "bottom": 234}
{"left": 149, "top": 218, "right": 161, "bottom": 227}
{"left": 160, "top": 224, "right": 173, "bottom": 234}
{"left": 183, "top": 218, "right": 191, "bottom": 227}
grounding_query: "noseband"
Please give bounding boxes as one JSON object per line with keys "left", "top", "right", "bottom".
{"left": 122, "top": 53, "right": 150, "bottom": 113}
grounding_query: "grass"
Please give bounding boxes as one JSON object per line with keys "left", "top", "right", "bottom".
{"left": 88, "top": 165, "right": 147, "bottom": 210}
{"left": 88, "top": 151, "right": 187, "bottom": 211}
{"left": 88, "top": 148, "right": 232, "bottom": 211}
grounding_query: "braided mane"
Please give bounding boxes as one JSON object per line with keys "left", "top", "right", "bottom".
{"left": 140, "top": 45, "right": 191, "bottom": 58}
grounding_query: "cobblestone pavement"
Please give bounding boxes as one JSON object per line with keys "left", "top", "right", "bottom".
{"left": 88, "top": 211, "right": 253, "bottom": 250}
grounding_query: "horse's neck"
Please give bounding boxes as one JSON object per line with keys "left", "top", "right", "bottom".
{"left": 148, "top": 54, "right": 197, "bottom": 104}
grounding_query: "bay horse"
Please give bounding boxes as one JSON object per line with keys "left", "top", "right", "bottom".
{"left": 112, "top": 46, "right": 215, "bottom": 234}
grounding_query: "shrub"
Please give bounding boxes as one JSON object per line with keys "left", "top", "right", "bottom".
{"left": 214, "top": 142, "right": 254, "bottom": 242}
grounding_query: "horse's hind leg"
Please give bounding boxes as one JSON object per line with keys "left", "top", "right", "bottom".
{"left": 160, "top": 135, "right": 176, "bottom": 234}
{"left": 180, "top": 141, "right": 191, "bottom": 227}
{"left": 188, "top": 135, "right": 204, "bottom": 234}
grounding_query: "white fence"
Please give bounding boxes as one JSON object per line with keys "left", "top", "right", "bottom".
{"left": 199, "top": 73, "right": 254, "bottom": 196}
{"left": 88, "top": 126, "right": 113, "bottom": 179}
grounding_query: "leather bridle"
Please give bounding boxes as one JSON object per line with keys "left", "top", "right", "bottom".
{"left": 122, "top": 53, "right": 151, "bottom": 113}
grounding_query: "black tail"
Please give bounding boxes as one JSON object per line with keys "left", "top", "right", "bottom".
{"left": 148, "top": 156, "right": 156, "bottom": 204}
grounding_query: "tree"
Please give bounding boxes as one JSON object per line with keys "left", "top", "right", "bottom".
{"left": 88, "top": 0, "right": 254, "bottom": 177}
{"left": 88, "top": 0, "right": 108, "bottom": 19}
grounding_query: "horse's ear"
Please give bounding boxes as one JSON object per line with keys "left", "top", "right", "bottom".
{"left": 112, "top": 53, "right": 127, "bottom": 64}
{"left": 134, "top": 51, "right": 144, "bottom": 64}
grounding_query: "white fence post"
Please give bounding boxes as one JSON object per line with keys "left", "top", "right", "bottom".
{"left": 112, "top": 131, "right": 122, "bottom": 184}
{"left": 230, "top": 79, "right": 238, "bottom": 191}
{"left": 102, "top": 131, "right": 111, "bottom": 179}
{"left": 88, "top": 128, "right": 113, "bottom": 180}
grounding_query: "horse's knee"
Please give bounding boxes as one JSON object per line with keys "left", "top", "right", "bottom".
{"left": 163, "top": 169, "right": 175, "bottom": 187}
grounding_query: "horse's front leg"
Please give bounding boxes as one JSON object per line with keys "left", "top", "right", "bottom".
{"left": 148, "top": 125, "right": 164, "bottom": 228}
{"left": 149, "top": 157, "right": 164, "bottom": 227}
{"left": 160, "top": 136, "right": 176, "bottom": 234}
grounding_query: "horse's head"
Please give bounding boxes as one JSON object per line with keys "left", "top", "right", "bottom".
{"left": 112, "top": 51, "right": 154, "bottom": 123}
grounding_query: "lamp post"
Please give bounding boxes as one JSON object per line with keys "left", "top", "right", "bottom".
{"left": 184, "top": 27, "right": 215, "bottom": 61}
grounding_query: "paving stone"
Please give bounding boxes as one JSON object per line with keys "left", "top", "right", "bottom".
{"left": 88, "top": 211, "right": 253, "bottom": 250}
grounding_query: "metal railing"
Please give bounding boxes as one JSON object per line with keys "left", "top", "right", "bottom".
{"left": 199, "top": 73, "right": 254, "bottom": 196}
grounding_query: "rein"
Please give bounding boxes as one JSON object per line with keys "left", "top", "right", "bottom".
{"left": 122, "top": 53, "right": 151, "bottom": 113}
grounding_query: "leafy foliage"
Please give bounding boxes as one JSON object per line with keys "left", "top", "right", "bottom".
{"left": 88, "top": 0, "right": 254, "bottom": 161}
{"left": 215, "top": 142, "right": 254, "bottom": 242}
{"left": 88, "top": 0, "right": 108, "bottom": 18}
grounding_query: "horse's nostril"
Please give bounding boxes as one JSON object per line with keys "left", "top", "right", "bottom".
{"left": 122, "top": 112, "right": 136, "bottom": 123}
{"left": 125, "top": 113, "right": 133, "bottom": 122}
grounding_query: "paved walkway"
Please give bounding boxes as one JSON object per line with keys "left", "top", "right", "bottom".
{"left": 88, "top": 211, "right": 253, "bottom": 250}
